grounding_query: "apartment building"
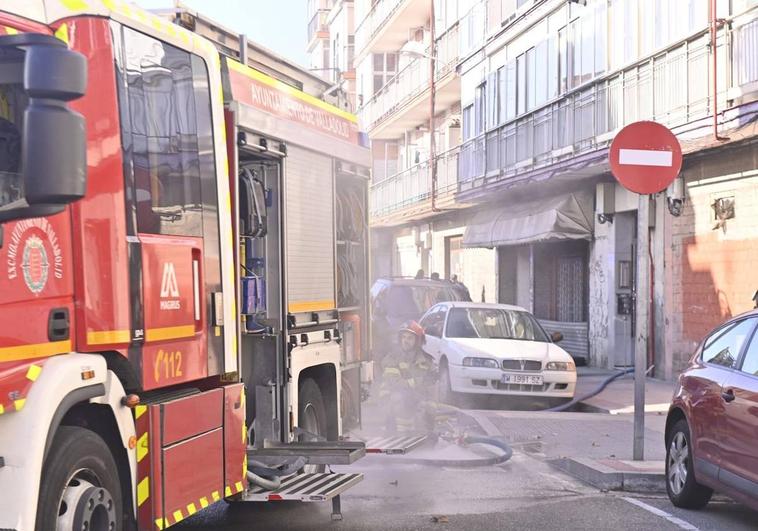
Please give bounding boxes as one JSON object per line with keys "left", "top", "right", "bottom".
{"left": 308, "top": 0, "right": 359, "bottom": 110}
{"left": 353, "top": 0, "right": 758, "bottom": 375}
{"left": 354, "top": 0, "right": 498, "bottom": 309}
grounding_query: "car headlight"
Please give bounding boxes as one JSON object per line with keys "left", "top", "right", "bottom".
{"left": 462, "top": 357, "right": 499, "bottom": 369}
{"left": 545, "top": 361, "right": 576, "bottom": 371}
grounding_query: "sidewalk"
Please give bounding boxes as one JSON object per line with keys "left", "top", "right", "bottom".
{"left": 575, "top": 367, "right": 676, "bottom": 414}
{"left": 465, "top": 368, "right": 676, "bottom": 493}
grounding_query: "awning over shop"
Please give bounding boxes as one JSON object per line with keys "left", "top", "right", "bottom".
{"left": 463, "top": 193, "right": 593, "bottom": 248}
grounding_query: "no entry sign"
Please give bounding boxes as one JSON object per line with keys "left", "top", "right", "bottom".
{"left": 609, "top": 121, "right": 682, "bottom": 195}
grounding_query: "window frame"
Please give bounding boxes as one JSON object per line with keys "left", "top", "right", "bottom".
{"left": 420, "top": 304, "right": 447, "bottom": 338}
{"left": 116, "top": 24, "right": 217, "bottom": 238}
{"left": 700, "top": 317, "right": 758, "bottom": 371}
{"left": 736, "top": 319, "right": 758, "bottom": 378}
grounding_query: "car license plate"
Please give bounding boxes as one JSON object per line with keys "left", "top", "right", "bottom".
{"left": 501, "top": 373, "right": 543, "bottom": 385}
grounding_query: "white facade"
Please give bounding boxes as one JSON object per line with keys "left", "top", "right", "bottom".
{"left": 350, "top": 0, "right": 758, "bottom": 374}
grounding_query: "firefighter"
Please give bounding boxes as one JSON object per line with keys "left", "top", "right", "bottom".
{"left": 379, "top": 321, "right": 439, "bottom": 434}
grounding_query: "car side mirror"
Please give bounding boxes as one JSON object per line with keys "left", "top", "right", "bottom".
{"left": 551, "top": 331, "right": 564, "bottom": 343}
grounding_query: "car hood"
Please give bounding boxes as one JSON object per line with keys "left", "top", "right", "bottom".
{"left": 446, "top": 337, "right": 572, "bottom": 363}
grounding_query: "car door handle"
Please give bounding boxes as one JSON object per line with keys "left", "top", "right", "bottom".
{"left": 722, "top": 389, "right": 736, "bottom": 403}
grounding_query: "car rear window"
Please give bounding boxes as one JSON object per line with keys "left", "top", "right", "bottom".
{"left": 382, "top": 284, "right": 466, "bottom": 318}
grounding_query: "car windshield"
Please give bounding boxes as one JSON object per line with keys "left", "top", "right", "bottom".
{"left": 384, "top": 285, "right": 460, "bottom": 318}
{"left": 445, "top": 307, "right": 549, "bottom": 342}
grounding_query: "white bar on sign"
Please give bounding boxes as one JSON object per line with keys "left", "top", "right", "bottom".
{"left": 619, "top": 148, "right": 673, "bottom": 167}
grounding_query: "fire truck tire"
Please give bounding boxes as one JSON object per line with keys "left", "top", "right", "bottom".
{"left": 299, "top": 378, "right": 327, "bottom": 440}
{"left": 36, "top": 426, "right": 123, "bottom": 531}
{"left": 299, "top": 378, "right": 327, "bottom": 474}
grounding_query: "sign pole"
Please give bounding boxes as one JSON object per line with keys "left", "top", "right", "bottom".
{"left": 633, "top": 194, "right": 650, "bottom": 461}
{"left": 608, "top": 120, "right": 682, "bottom": 461}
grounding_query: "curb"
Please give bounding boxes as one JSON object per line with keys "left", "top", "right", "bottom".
{"left": 549, "top": 457, "right": 665, "bottom": 493}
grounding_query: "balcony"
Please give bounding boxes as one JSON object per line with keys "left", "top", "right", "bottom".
{"left": 370, "top": 145, "right": 468, "bottom": 226}
{"left": 458, "top": 25, "right": 742, "bottom": 197}
{"left": 367, "top": 15, "right": 758, "bottom": 226}
{"left": 358, "top": 24, "right": 459, "bottom": 138}
{"left": 354, "top": 0, "right": 429, "bottom": 61}
{"left": 307, "top": 9, "right": 330, "bottom": 49}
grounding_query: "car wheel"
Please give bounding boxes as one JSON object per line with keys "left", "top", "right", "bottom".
{"left": 666, "top": 419, "right": 713, "bottom": 509}
{"left": 36, "top": 426, "right": 123, "bottom": 531}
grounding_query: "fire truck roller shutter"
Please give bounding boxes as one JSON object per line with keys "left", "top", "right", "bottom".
{"left": 285, "top": 146, "right": 336, "bottom": 314}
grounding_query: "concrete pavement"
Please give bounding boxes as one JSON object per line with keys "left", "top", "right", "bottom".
{"left": 173, "top": 371, "right": 758, "bottom": 529}
{"left": 574, "top": 366, "right": 676, "bottom": 414}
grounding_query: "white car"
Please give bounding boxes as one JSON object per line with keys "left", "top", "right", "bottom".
{"left": 418, "top": 302, "right": 577, "bottom": 404}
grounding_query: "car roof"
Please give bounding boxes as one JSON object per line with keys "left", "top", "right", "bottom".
{"left": 437, "top": 301, "right": 529, "bottom": 312}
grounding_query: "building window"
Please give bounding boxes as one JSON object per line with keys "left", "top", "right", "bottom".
{"left": 487, "top": 71, "right": 498, "bottom": 130}
{"left": 558, "top": 26, "right": 568, "bottom": 94}
{"left": 462, "top": 104, "right": 473, "bottom": 140}
{"left": 526, "top": 47, "right": 536, "bottom": 111}
{"left": 547, "top": 35, "right": 558, "bottom": 100}
{"left": 323, "top": 40, "right": 331, "bottom": 73}
{"left": 516, "top": 54, "right": 526, "bottom": 115}
{"left": 445, "top": 235, "right": 464, "bottom": 281}
{"left": 372, "top": 53, "right": 397, "bottom": 94}
{"left": 117, "top": 26, "right": 216, "bottom": 237}
{"left": 497, "top": 66, "right": 507, "bottom": 124}
{"left": 505, "top": 61, "right": 516, "bottom": 120}
{"left": 475, "top": 83, "right": 486, "bottom": 135}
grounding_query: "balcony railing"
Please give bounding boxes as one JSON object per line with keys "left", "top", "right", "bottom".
{"left": 370, "top": 145, "right": 461, "bottom": 220}
{"left": 359, "top": 24, "right": 459, "bottom": 132}
{"left": 458, "top": 27, "right": 739, "bottom": 188}
{"left": 355, "top": 0, "right": 405, "bottom": 56}
{"left": 308, "top": 9, "right": 330, "bottom": 43}
{"left": 368, "top": 14, "right": 758, "bottom": 222}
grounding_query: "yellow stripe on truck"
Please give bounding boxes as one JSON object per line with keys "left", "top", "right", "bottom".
{"left": 0, "top": 340, "right": 71, "bottom": 362}
{"left": 145, "top": 325, "right": 195, "bottom": 342}
{"left": 227, "top": 59, "right": 359, "bottom": 123}
{"left": 288, "top": 300, "right": 336, "bottom": 313}
{"left": 137, "top": 477, "right": 149, "bottom": 507}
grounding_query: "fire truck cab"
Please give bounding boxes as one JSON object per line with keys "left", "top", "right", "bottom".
{"left": 0, "top": 2, "right": 370, "bottom": 530}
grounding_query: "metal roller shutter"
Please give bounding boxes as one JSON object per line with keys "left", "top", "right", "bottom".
{"left": 285, "top": 146, "right": 335, "bottom": 313}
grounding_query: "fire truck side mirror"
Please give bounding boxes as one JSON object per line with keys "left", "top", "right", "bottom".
{"left": 22, "top": 42, "right": 87, "bottom": 206}
{"left": 0, "top": 34, "right": 87, "bottom": 223}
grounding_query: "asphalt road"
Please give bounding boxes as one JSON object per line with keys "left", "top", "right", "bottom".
{"left": 174, "top": 382, "right": 754, "bottom": 531}
{"left": 175, "top": 439, "right": 756, "bottom": 530}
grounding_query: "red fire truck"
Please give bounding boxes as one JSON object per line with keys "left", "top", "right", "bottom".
{"left": 0, "top": 2, "right": 371, "bottom": 530}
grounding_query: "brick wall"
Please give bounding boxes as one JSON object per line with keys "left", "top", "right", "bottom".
{"left": 669, "top": 146, "right": 758, "bottom": 372}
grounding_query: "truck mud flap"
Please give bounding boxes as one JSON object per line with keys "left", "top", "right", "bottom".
{"left": 364, "top": 435, "right": 428, "bottom": 455}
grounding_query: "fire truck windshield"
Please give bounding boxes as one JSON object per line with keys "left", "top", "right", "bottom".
{"left": 0, "top": 82, "right": 24, "bottom": 208}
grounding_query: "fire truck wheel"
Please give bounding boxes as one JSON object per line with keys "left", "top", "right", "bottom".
{"left": 36, "top": 426, "right": 123, "bottom": 531}
{"left": 299, "top": 378, "right": 327, "bottom": 474}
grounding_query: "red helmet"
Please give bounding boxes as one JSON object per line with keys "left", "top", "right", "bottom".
{"left": 398, "top": 320, "right": 425, "bottom": 342}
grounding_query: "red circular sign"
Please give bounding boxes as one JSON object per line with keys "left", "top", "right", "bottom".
{"left": 609, "top": 121, "right": 682, "bottom": 195}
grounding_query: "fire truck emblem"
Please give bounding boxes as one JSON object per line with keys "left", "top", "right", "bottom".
{"left": 21, "top": 235, "right": 49, "bottom": 294}
{"left": 160, "top": 262, "right": 181, "bottom": 310}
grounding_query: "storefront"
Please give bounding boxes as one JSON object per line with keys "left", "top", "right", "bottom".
{"left": 464, "top": 192, "right": 594, "bottom": 362}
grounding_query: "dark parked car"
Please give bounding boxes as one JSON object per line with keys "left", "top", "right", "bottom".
{"left": 665, "top": 310, "right": 758, "bottom": 511}
{"left": 370, "top": 277, "right": 471, "bottom": 359}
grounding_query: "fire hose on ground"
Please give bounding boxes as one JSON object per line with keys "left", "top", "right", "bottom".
{"left": 545, "top": 366, "right": 648, "bottom": 412}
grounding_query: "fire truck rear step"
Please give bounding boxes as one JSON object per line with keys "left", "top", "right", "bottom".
{"left": 248, "top": 440, "right": 366, "bottom": 466}
{"left": 364, "top": 435, "right": 428, "bottom": 455}
{"left": 243, "top": 472, "right": 363, "bottom": 520}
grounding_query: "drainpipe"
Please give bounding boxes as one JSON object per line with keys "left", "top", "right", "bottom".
{"left": 429, "top": 0, "right": 439, "bottom": 212}
{"left": 710, "top": 0, "right": 727, "bottom": 141}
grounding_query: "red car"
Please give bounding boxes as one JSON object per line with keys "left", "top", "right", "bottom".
{"left": 666, "top": 310, "right": 758, "bottom": 511}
